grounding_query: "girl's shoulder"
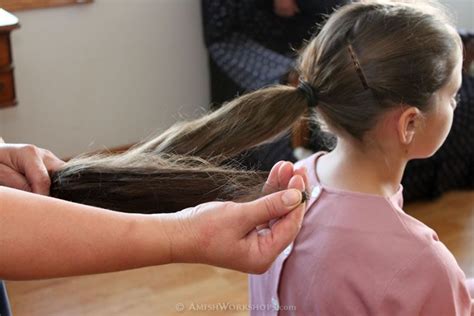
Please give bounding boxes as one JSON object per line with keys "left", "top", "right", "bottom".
{"left": 374, "top": 239, "right": 472, "bottom": 315}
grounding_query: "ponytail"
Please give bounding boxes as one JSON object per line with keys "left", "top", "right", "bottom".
{"left": 50, "top": 85, "right": 309, "bottom": 213}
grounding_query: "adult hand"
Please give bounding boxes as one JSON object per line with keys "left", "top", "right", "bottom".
{"left": 258, "top": 160, "right": 308, "bottom": 231}
{"left": 169, "top": 161, "right": 308, "bottom": 274}
{"left": 262, "top": 160, "right": 308, "bottom": 195}
{"left": 0, "top": 143, "right": 65, "bottom": 195}
{"left": 0, "top": 160, "right": 307, "bottom": 279}
{"left": 274, "top": 0, "right": 300, "bottom": 17}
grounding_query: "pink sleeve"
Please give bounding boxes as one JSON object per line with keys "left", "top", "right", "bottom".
{"left": 377, "top": 244, "right": 472, "bottom": 316}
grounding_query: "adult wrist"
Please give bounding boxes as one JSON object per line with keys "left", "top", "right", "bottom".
{"left": 151, "top": 211, "right": 201, "bottom": 265}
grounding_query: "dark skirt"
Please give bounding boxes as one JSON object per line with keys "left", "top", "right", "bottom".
{"left": 0, "top": 281, "right": 11, "bottom": 316}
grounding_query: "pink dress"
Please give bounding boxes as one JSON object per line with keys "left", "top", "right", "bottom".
{"left": 249, "top": 152, "right": 472, "bottom": 315}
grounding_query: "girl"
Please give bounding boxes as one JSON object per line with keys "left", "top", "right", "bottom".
{"left": 249, "top": 1, "right": 473, "bottom": 315}
{"left": 50, "top": 0, "right": 472, "bottom": 314}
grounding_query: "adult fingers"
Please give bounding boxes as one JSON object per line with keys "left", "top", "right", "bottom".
{"left": 242, "top": 189, "right": 303, "bottom": 229}
{"left": 19, "top": 146, "right": 52, "bottom": 195}
{"left": 24, "top": 159, "right": 50, "bottom": 195}
{"left": 262, "top": 161, "right": 286, "bottom": 194}
{"left": 294, "top": 166, "right": 309, "bottom": 196}
{"left": 266, "top": 173, "right": 306, "bottom": 251}
{"left": 0, "top": 164, "right": 32, "bottom": 192}
{"left": 288, "top": 173, "right": 305, "bottom": 192}
{"left": 262, "top": 161, "right": 294, "bottom": 194}
{"left": 257, "top": 201, "right": 305, "bottom": 262}
{"left": 243, "top": 201, "right": 303, "bottom": 274}
{"left": 245, "top": 175, "right": 307, "bottom": 271}
{"left": 42, "top": 150, "right": 66, "bottom": 173}
{"left": 277, "top": 161, "right": 294, "bottom": 191}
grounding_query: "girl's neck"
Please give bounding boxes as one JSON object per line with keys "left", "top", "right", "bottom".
{"left": 317, "top": 138, "right": 407, "bottom": 197}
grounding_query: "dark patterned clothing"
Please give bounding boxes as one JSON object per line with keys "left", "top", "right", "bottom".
{"left": 208, "top": 32, "right": 294, "bottom": 91}
{"left": 0, "top": 281, "right": 11, "bottom": 316}
{"left": 201, "top": 0, "right": 348, "bottom": 103}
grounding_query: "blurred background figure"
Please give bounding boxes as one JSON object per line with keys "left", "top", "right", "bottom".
{"left": 202, "top": 0, "right": 350, "bottom": 105}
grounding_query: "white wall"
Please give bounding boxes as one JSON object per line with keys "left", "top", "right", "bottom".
{"left": 0, "top": 0, "right": 210, "bottom": 158}
{"left": 440, "top": 0, "right": 474, "bottom": 30}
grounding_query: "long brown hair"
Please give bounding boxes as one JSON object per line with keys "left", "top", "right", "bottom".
{"left": 51, "top": 0, "right": 462, "bottom": 213}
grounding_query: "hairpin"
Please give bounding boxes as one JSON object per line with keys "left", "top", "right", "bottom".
{"left": 347, "top": 44, "right": 370, "bottom": 90}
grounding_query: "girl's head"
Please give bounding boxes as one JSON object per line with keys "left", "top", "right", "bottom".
{"left": 50, "top": 0, "right": 464, "bottom": 213}
{"left": 298, "top": 0, "right": 463, "bottom": 158}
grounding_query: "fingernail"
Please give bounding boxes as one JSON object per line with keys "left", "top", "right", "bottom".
{"left": 282, "top": 189, "right": 302, "bottom": 206}
{"left": 257, "top": 228, "right": 271, "bottom": 236}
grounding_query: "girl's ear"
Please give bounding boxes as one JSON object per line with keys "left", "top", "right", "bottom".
{"left": 397, "top": 106, "right": 422, "bottom": 145}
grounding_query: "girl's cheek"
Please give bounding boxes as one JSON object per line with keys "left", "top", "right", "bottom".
{"left": 439, "top": 105, "right": 454, "bottom": 143}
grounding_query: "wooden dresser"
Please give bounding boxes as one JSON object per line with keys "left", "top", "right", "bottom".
{"left": 0, "top": 8, "right": 19, "bottom": 108}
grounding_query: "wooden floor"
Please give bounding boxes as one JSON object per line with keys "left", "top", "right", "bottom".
{"left": 6, "top": 191, "right": 474, "bottom": 316}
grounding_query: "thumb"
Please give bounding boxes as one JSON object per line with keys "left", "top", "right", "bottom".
{"left": 244, "top": 189, "right": 303, "bottom": 227}
{"left": 0, "top": 164, "right": 32, "bottom": 192}
{"left": 23, "top": 157, "right": 51, "bottom": 195}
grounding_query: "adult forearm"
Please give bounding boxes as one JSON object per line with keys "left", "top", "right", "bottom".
{"left": 0, "top": 186, "right": 172, "bottom": 280}
{"left": 0, "top": 162, "right": 308, "bottom": 279}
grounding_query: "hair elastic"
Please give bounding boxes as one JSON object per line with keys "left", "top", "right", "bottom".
{"left": 297, "top": 81, "right": 318, "bottom": 108}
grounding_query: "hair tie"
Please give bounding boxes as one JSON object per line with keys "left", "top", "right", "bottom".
{"left": 297, "top": 81, "right": 318, "bottom": 108}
